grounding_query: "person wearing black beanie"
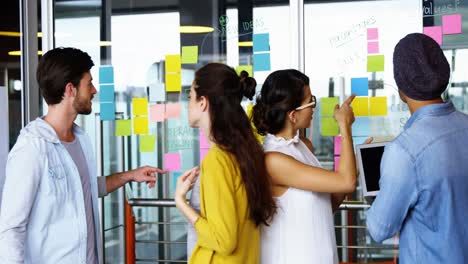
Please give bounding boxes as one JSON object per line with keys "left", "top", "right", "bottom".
{"left": 366, "top": 33, "right": 468, "bottom": 264}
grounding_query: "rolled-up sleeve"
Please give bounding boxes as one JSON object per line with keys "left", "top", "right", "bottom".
{"left": 97, "top": 176, "right": 108, "bottom": 197}
{"left": 0, "top": 142, "right": 43, "bottom": 263}
{"left": 366, "top": 142, "right": 419, "bottom": 242}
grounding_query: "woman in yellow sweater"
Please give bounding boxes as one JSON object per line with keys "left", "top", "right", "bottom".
{"left": 175, "top": 63, "right": 276, "bottom": 263}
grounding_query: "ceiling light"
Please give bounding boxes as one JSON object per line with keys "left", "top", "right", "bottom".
{"left": 0, "top": 31, "right": 42, "bottom": 37}
{"left": 99, "top": 41, "right": 112, "bottom": 46}
{"left": 239, "top": 41, "right": 253, "bottom": 47}
{"left": 8, "top": 50, "right": 43, "bottom": 56}
{"left": 180, "top": 26, "right": 214, "bottom": 33}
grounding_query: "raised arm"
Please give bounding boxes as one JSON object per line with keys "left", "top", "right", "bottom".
{"left": 266, "top": 95, "right": 357, "bottom": 194}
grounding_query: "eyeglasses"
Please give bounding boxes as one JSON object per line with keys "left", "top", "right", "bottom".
{"left": 295, "top": 95, "right": 316, "bottom": 110}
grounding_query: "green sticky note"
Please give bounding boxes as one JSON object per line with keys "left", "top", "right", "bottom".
{"left": 321, "top": 117, "right": 339, "bottom": 136}
{"left": 367, "top": 55, "right": 385, "bottom": 72}
{"left": 140, "top": 135, "right": 156, "bottom": 152}
{"left": 320, "top": 97, "right": 339, "bottom": 117}
{"left": 115, "top": 119, "right": 132, "bottom": 136}
{"left": 181, "top": 46, "right": 198, "bottom": 64}
{"left": 236, "top": 65, "right": 253, "bottom": 77}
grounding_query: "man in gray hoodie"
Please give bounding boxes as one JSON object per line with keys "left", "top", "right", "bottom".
{"left": 0, "top": 47, "right": 163, "bottom": 264}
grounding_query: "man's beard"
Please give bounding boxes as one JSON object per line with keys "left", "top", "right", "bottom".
{"left": 73, "top": 96, "right": 92, "bottom": 115}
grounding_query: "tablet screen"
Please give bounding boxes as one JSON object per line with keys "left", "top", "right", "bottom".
{"left": 360, "top": 146, "right": 385, "bottom": 193}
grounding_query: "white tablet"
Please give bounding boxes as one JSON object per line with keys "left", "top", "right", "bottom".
{"left": 356, "top": 142, "right": 388, "bottom": 196}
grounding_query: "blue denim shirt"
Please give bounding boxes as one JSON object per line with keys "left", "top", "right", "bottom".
{"left": 0, "top": 118, "right": 103, "bottom": 264}
{"left": 367, "top": 102, "right": 468, "bottom": 264}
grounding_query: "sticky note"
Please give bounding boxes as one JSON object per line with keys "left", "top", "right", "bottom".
{"left": 150, "top": 104, "right": 165, "bottom": 122}
{"left": 99, "top": 84, "right": 115, "bottom": 102}
{"left": 172, "top": 172, "right": 183, "bottom": 190}
{"left": 181, "top": 46, "right": 198, "bottom": 64}
{"left": 321, "top": 97, "right": 339, "bottom": 117}
{"left": 367, "top": 28, "right": 379, "bottom": 40}
{"left": 367, "top": 55, "right": 385, "bottom": 72}
{"left": 200, "top": 148, "right": 210, "bottom": 161}
{"left": 99, "top": 66, "right": 114, "bottom": 84}
{"left": 133, "top": 117, "right": 149, "bottom": 135}
{"left": 334, "top": 156, "right": 340, "bottom": 171}
{"left": 351, "top": 78, "right": 368, "bottom": 96}
{"left": 442, "top": 14, "right": 462, "bottom": 35}
{"left": 369, "top": 96, "right": 388, "bottom": 116}
{"left": 352, "top": 117, "right": 370, "bottom": 136}
{"left": 253, "top": 53, "right": 271, "bottom": 72}
{"left": 132, "top": 98, "right": 148, "bottom": 116}
{"left": 166, "top": 73, "right": 181, "bottom": 92}
{"left": 351, "top": 97, "right": 369, "bottom": 116}
{"left": 253, "top": 33, "right": 270, "bottom": 52}
{"left": 423, "top": 26, "right": 443, "bottom": 45}
{"left": 367, "top": 41, "right": 379, "bottom": 54}
{"left": 100, "top": 102, "right": 115, "bottom": 120}
{"left": 165, "top": 54, "right": 181, "bottom": 73}
{"left": 236, "top": 65, "right": 253, "bottom": 77}
{"left": 165, "top": 103, "right": 182, "bottom": 119}
{"left": 149, "top": 83, "right": 166, "bottom": 102}
{"left": 140, "top": 135, "right": 156, "bottom": 152}
{"left": 165, "top": 153, "right": 181, "bottom": 171}
{"left": 321, "top": 117, "right": 339, "bottom": 136}
{"left": 200, "top": 129, "right": 210, "bottom": 149}
{"left": 116, "top": 119, "right": 132, "bottom": 136}
{"left": 334, "top": 136, "right": 342, "bottom": 155}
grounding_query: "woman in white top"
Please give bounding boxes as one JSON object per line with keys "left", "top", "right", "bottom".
{"left": 252, "top": 69, "right": 359, "bottom": 264}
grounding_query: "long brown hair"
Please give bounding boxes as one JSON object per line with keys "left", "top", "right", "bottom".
{"left": 194, "top": 63, "right": 276, "bottom": 226}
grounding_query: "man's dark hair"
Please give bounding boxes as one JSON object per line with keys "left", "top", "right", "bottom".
{"left": 36, "top": 47, "right": 94, "bottom": 105}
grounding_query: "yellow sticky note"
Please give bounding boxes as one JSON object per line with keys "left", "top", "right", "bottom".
{"left": 236, "top": 65, "right": 253, "bottom": 77}
{"left": 134, "top": 117, "right": 149, "bottom": 135}
{"left": 370, "top": 96, "right": 388, "bottom": 116}
{"left": 132, "top": 98, "right": 148, "bottom": 116}
{"left": 166, "top": 73, "right": 181, "bottom": 92}
{"left": 367, "top": 55, "right": 385, "bottom": 72}
{"left": 352, "top": 97, "right": 369, "bottom": 116}
{"left": 165, "top": 54, "right": 181, "bottom": 73}
{"left": 115, "top": 119, "right": 132, "bottom": 136}
{"left": 321, "top": 117, "right": 339, "bottom": 136}
{"left": 181, "top": 46, "right": 198, "bottom": 64}
{"left": 321, "top": 97, "right": 339, "bottom": 117}
{"left": 140, "top": 135, "right": 156, "bottom": 152}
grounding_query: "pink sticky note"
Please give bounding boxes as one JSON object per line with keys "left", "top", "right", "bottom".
{"left": 200, "top": 129, "right": 210, "bottom": 149}
{"left": 200, "top": 148, "right": 210, "bottom": 161}
{"left": 442, "top": 14, "right": 462, "bottom": 35}
{"left": 367, "top": 41, "right": 379, "bottom": 54}
{"left": 367, "top": 28, "right": 379, "bottom": 40}
{"left": 334, "top": 136, "right": 342, "bottom": 155}
{"left": 423, "top": 26, "right": 443, "bottom": 45}
{"left": 334, "top": 156, "right": 340, "bottom": 171}
{"left": 165, "top": 103, "right": 182, "bottom": 119}
{"left": 150, "top": 104, "right": 165, "bottom": 122}
{"left": 164, "top": 153, "right": 181, "bottom": 171}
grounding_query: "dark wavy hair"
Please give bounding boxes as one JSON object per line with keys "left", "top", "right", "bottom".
{"left": 252, "top": 69, "right": 309, "bottom": 135}
{"left": 37, "top": 47, "right": 94, "bottom": 105}
{"left": 194, "top": 63, "right": 276, "bottom": 226}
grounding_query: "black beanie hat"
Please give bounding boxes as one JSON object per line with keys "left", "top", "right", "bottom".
{"left": 393, "top": 33, "right": 450, "bottom": 100}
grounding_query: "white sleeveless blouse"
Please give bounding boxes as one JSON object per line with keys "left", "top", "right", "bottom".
{"left": 261, "top": 133, "right": 338, "bottom": 264}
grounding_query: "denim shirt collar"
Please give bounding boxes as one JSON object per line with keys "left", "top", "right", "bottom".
{"left": 25, "top": 117, "right": 85, "bottom": 144}
{"left": 404, "top": 102, "right": 455, "bottom": 130}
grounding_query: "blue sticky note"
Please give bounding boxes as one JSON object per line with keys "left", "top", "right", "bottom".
{"left": 253, "top": 53, "right": 271, "bottom": 72}
{"left": 352, "top": 117, "right": 370, "bottom": 136}
{"left": 99, "top": 66, "right": 114, "bottom": 84}
{"left": 351, "top": 78, "right": 368, "bottom": 96}
{"left": 172, "top": 172, "right": 183, "bottom": 192}
{"left": 99, "top": 84, "right": 114, "bottom": 102}
{"left": 100, "top": 102, "right": 115, "bottom": 120}
{"left": 253, "top": 33, "right": 270, "bottom": 52}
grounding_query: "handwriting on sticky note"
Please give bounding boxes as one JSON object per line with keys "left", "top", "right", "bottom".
{"left": 132, "top": 98, "right": 148, "bottom": 116}
{"left": 320, "top": 97, "right": 339, "bottom": 117}
{"left": 165, "top": 103, "right": 182, "bottom": 119}
{"left": 181, "top": 46, "right": 199, "bottom": 64}
{"left": 165, "top": 153, "right": 181, "bottom": 171}
{"left": 116, "top": 119, "right": 132, "bottom": 136}
{"left": 140, "top": 135, "right": 156, "bottom": 152}
{"left": 150, "top": 104, "right": 165, "bottom": 122}
{"left": 165, "top": 54, "right": 181, "bottom": 73}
